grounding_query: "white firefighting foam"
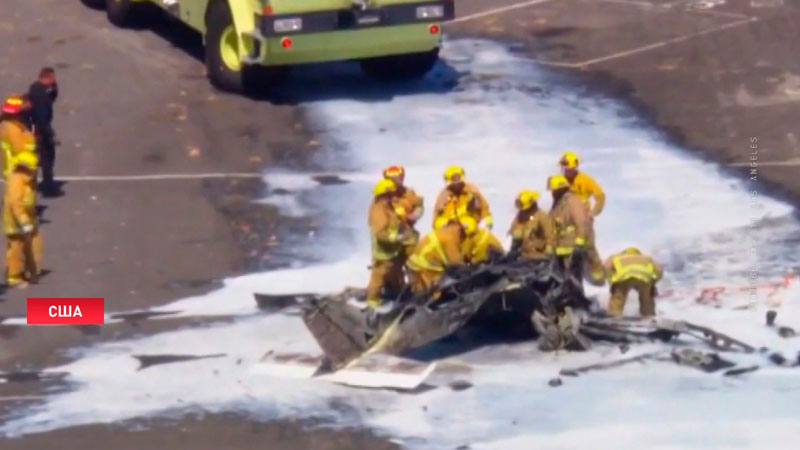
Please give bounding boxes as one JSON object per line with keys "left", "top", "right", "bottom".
{"left": 3, "top": 40, "right": 800, "bottom": 449}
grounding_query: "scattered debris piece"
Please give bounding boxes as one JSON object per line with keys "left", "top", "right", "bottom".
{"left": 768, "top": 353, "right": 790, "bottom": 366}
{"left": 548, "top": 377, "right": 563, "bottom": 387}
{"left": 312, "top": 174, "right": 349, "bottom": 185}
{"left": 778, "top": 327, "right": 796, "bottom": 338}
{"left": 449, "top": 380, "right": 473, "bottom": 391}
{"left": 765, "top": 310, "right": 797, "bottom": 338}
{"left": 766, "top": 310, "right": 777, "bottom": 326}
{"left": 560, "top": 351, "right": 665, "bottom": 377}
{"left": 133, "top": 353, "right": 226, "bottom": 370}
{"left": 109, "top": 310, "right": 181, "bottom": 323}
{"left": 724, "top": 366, "right": 760, "bottom": 377}
{"left": 253, "top": 293, "right": 314, "bottom": 312}
{"left": 670, "top": 349, "right": 736, "bottom": 373}
{"left": 0, "top": 371, "right": 69, "bottom": 384}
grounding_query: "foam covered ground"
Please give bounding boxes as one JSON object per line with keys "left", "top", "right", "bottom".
{"left": 3, "top": 40, "right": 800, "bottom": 449}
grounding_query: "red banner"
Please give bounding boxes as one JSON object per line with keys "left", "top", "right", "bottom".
{"left": 27, "top": 298, "right": 105, "bottom": 325}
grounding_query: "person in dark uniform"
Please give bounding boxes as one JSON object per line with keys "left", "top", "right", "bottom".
{"left": 28, "top": 67, "right": 60, "bottom": 196}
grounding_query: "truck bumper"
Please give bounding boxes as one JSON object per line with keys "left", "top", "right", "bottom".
{"left": 255, "top": 23, "right": 442, "bottom": 66}
{"left": 243, "top": 1, "right": 454, "bottom": 66}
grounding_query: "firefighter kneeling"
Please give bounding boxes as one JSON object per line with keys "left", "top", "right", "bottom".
{"left": 604, "top": 247, "right": 663, "bottom": 317}
{"left": 406, "top": 217, "right": 475, "bottom": 295}
{"left": 462, "top": 222, "right": 503, "bottom": 265}
{"left": 3, "top": 152, "right": 43, "bottom": 287}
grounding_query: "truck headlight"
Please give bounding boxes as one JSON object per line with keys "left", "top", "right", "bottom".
{"left": 273, "top": 18, "right": 302, "bottom": 33}
{"left": 416, "top": 5, "right": 444, "bottom": 19}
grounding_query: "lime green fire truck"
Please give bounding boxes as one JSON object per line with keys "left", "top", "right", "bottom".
{"left": 87, "top": 0, "right": 455, "bottom": 92}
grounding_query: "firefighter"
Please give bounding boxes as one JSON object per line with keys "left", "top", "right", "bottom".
{"left": 508, "top": 190, "right": 554, "bottom": 261}
{"left": 407, "top": 216, "right": 475, "bottom": 294}
{"left": 604, "top": 247, "right": 663, "bottom": 317}
{"left": 548, "top": 174, "right": 593, "bottom": 282}
{"left": 382, "top": 165, "right": 423, "bottom": 261}
{"left": 0, "top": 96, "right": 36, "bottom": 179}
{"left": 3, "top": 152, "right": 42, "bottom": 287}
{"left": 463, "top": 226, "right": 504, "bottom": 264}
{"left": 366, "top": 178, "right": 410, "bottom": 310}
{"left": 559, "top": 151, "right": 605, "bottom": 217}
{"left": 559, "top": 151, "right": 605, "bottom": 283}
{"left": 432, "top": 166, "right": 493, "bottom": 230}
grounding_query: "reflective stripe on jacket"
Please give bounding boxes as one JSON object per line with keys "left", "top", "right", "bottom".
{"left": 0, "top": 120, "right": 37, "bottom": 178}
{"left": 3, "top": 171, "right": 37, "bottom": 235}
{"left": 604, "top": 253, "right": 663, "bottom": 284}
{"left": 407, "top": 224, "right": 464, "bottom": 272}
{"left": 369, "top": 197, "right": 404, "bottom": 261}
{"left": 432, "top": 182, "right": 491, "bottom": 228}
{"left": 549, "top": 192, "right": 591, "bottom": 256}
{"left": 509, "top": 209, "right": 554, "bottom": 259}
{"left": 463, "top": 228, "right": 504, "bottom": 264}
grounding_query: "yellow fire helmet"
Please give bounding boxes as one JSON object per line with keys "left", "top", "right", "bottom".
{"left": 443, "top": 165, "right": 465, "bottom": 185}
{"left": 559, "top": 151, "right": 580, "bottom": 169}
{"left": 623, "top": 247, "right": 642, "bottom": 255}
{"left": 2, "top": 95, "right": 24, "bottom": 115}
{"left": 547, "top": 174, "right": 570, "bottom": 191}
{"left": 458, "top": 216, "right": 478, "bottom": 236}
{"left": 15, "top": 151, "right": 39, "bottom": 171}
{"left": 382, "top": 165, "right": 405, "bottom": 180}
{"left": 373, "top": 178, "right": 397, "bottom": 196}
{"left": 515, "top": 190, "right": 540, "bottom": 210}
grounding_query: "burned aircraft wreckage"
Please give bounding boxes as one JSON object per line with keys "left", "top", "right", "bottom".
{"left": 256, "top": 255, "right": 799, "bottom": 377}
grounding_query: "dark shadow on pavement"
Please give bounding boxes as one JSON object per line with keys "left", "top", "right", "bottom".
{"left": 39, "top": 180, "right": 67, "bottom": 199}
{"left": 145, "top": 6, "right": 206, "bottom": 62}
{"left": 79, "top": 0, "right": 105, "bottom": 11}
{"left": 252, "top": 60, "right": 462, "bottom": 105}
